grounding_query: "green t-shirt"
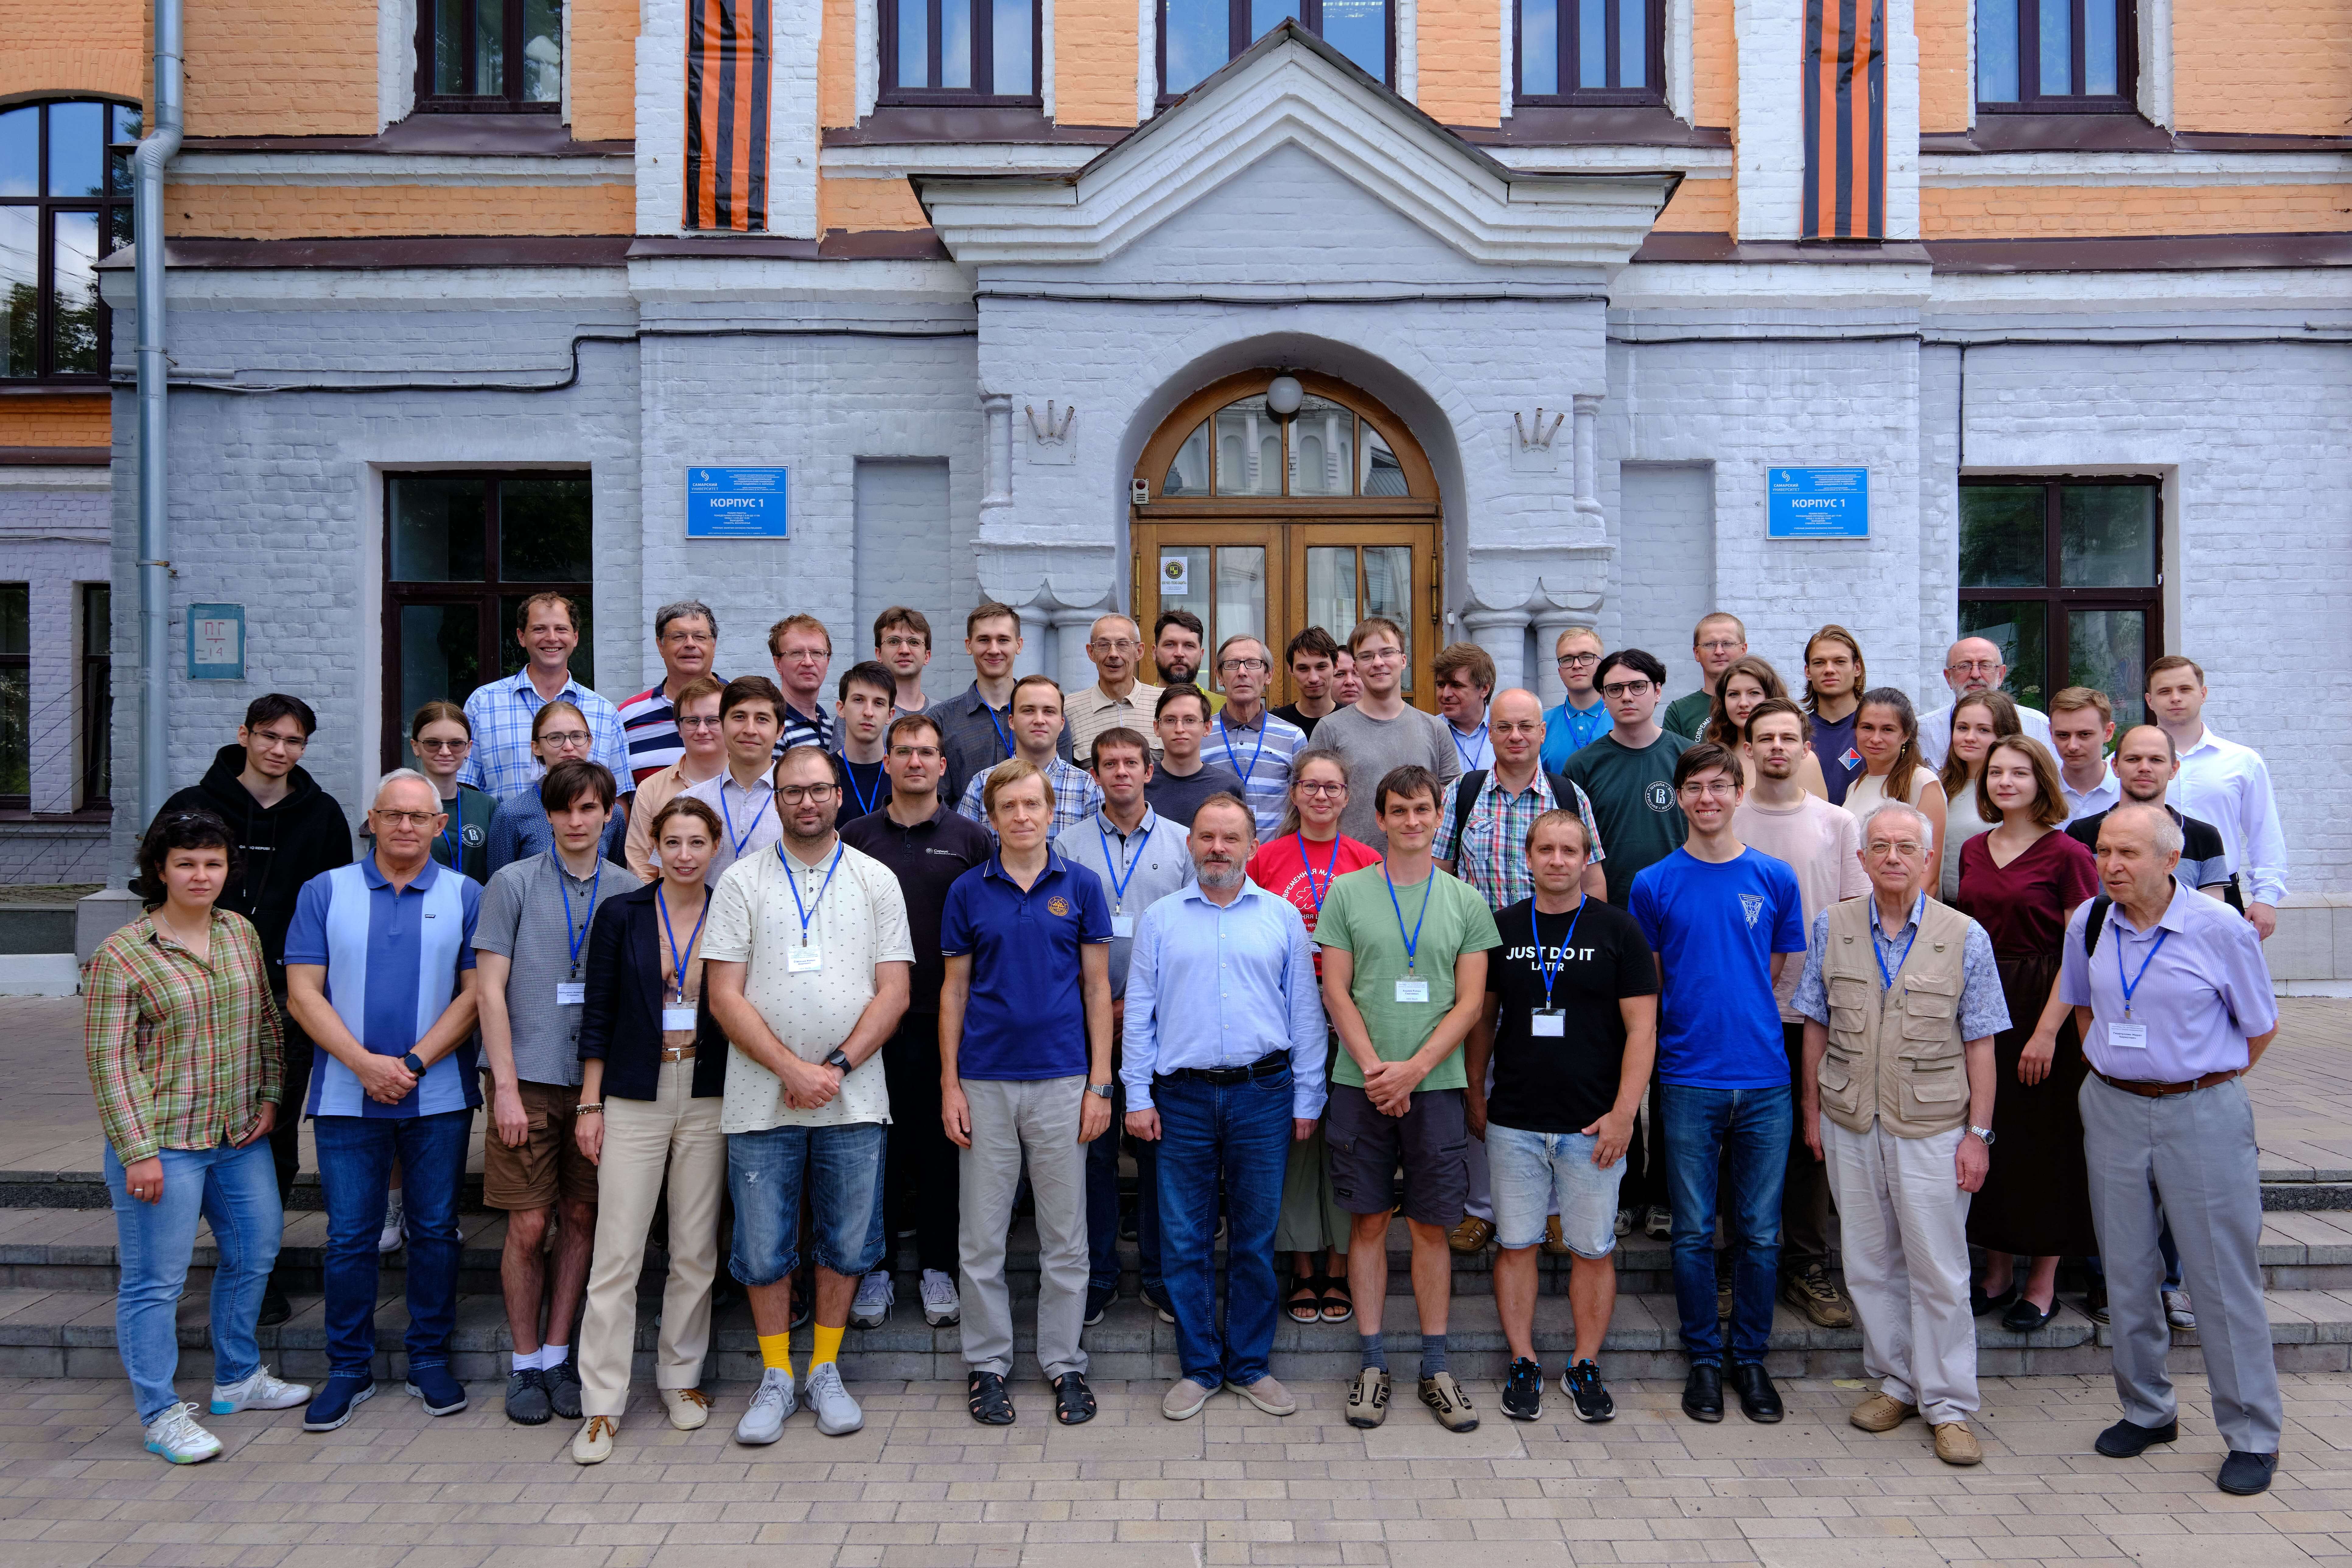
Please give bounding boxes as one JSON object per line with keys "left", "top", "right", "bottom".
{"left": 1662, "top": 689, "right": 1714, "bottom": 741}
{"left": 1564, "top": 730, "right": 1692, "bottom": 906}
{"left": 1314, "top": 864, "right": 1501, "bottom": 1092}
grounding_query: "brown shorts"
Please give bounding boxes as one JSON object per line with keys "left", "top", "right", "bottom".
{"left": 481, "top": 1078, "right": 601, "bottom": 1210}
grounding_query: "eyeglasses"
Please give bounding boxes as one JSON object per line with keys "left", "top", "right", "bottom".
{"left": 371, "top": 809, "right": 441, "bottom": 828}
{"left": 879, "top": 635, "right": 928, "bottom": 651}
{"left": 1947, "top": 659, "right": 2001, "bottom": 675}
{"left": 537, "top": 730, "right": 590, "bottom": 747}
{"left": 250, "top": 729, "right": 308, "bottom": 751}
{"left": 777, "top": 650, "right": 827, "bottom": 664}
{"left": 1555, "top": 652, "right": 1600, "bottom": 668}
{"left": 1354, "top": 647, "right": 1402, "bottom": 665}
{"left": 1697, "top": 640, "right": 1744, "bottom": 654}
{"left": 889, "top": 745, "right": 942, "bottom": 760}
{"left": 1296, "top": 782, "right": 1346, "bottom": 797}
{"left": 677, "top": 716, "right": 723, "bottom": 731}
{"left": 1218, "top": 657, "right": 1269, "bottom": 674}
{"left": 774, "top": 783, "right": 838, "bottom": 804}
{"left": 1088, "top": 639, "right": 1140, "bottom": 654}
{"left": 1679, "top": 779, "right": 1740, "bottom": 798}
{"left": 414, "top": 738, "right": 468, "bottom": 753}
{"left": 1868, "top": 841, "right": 1925, "bottom": 857}
{"left": 1599, "top": 680, "right": 1653, "bottom": 699}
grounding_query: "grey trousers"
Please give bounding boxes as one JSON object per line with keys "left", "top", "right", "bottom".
{"left": 959, "top": 1076, "right": 1090, "bottom": 1382}
{"left": 2079, "top": 1071, "right": 2281, "bottom": 1454}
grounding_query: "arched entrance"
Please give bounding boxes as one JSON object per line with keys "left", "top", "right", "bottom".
{"left": 1131, "top": 369, "right": 1442, "bottom": 704}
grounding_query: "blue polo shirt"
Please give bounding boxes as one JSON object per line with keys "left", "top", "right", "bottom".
{"left": 284, "top": 855, "right": 483, "bottom": 1119}
{"left": 940, "top": 850, "right": 1112, "bottom": 1081}
{"left": 1541, "top": 696, "right": 1612, "bottom": 774}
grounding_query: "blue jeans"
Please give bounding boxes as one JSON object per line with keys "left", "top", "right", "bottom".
{"left": 1152, "top": 1065, "right": 1293, "bottom": 1387}
{"left": 1661, "top": 1084, "right": 1791, "bottom": 1367}
{"left": 1089, "top": 1076, "right": 1162, "bottom": 1299}
{"left": 106, "top": 1139, "right": 282, "bottom": 1425}
{"left": 313, "top": 1109, "right": 471, "bottom": 1378}
{"left": 726, "top": 1121, "right": 888, "bottom": 1284}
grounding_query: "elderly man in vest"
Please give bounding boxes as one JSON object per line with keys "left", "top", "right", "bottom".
{"left": 1793, "top": 800, "right": 2008, "bottom": 1467}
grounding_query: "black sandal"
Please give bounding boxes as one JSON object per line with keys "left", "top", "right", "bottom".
{"left": 968, "top": 1370, "right": 1014, "bottom": 1425}
{"left": 1318, "top": 1275, "right": 1354, "bottom": 1325}
{"left": 1287, "top": 1276, "right": 1324, "bottom": 1324}
{"left": 1052, "top": 1371, "right": 1097, "bottom": 1426}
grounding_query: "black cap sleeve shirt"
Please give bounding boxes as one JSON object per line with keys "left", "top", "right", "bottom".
{"left": 1485, "top": 895, "right": 1661, "bottom": 1136}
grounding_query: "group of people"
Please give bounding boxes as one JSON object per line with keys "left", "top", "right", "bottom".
{"left": 84, "top": 594, "right": 2288, "bottom": 1496}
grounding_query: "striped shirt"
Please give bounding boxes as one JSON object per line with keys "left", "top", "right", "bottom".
{"left": 957, "top": 756, "right": 1105, "bottom": 842}
{"left": 1199, "top": 705, "right": 1307, "bottom": 836}
{"left": 773, "top": 701, "right": 837, "bottom": 759}
{"left": 84, "top": 910, "right": 284, "bottom": 1166}
{"left": 284, "top": 856, "right": 483, "bottom": 1119}
{"left": 1435, "top": 769, "right": 1608, "bottom": 911}
{"left": 458, "top": 669, "right": 631, "bottom": 800}
{"left": 618, "top": 683, "right": 686, "bottom": 785}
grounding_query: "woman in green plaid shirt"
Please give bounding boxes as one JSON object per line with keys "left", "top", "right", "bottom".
{"left": 85, "top": 809, "right": 314, "bottom": 1464}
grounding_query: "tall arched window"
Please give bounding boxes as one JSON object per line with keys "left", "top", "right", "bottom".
{"left": 1, "top": 99, "right": 139, "bottom": 382}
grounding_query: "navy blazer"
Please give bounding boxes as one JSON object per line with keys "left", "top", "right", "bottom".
{"left": 578, "top": 882, "right": 729, "bottom": 1101}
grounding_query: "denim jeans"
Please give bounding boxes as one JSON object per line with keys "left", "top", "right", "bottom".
{"left": 1152, "top": 1065, "right": 1294, "bottom": 1387}
{"left": 313, "top": 1109, "right": 472, "bottom": 1378}
{"left": 1089, "top": 1076, "right": 1161, "bottom": 1299}
{"left": 1661, "top": 1084, "right": 1791, "bottom": 1366}
{"left": 105, "top": 1139, "right": 282, "bottom": 1425}
{"left": 726, "top": 1121, "right": 888, "bottom": 1284}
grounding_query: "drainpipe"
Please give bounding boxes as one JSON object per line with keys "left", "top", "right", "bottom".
{"left": 133, "top": 0, "right": 183, "bottom": 826}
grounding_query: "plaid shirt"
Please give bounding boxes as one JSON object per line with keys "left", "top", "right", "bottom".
{"left": 1435, "top": 769, "right": 1607, "bottom": 911}
{"left": 84, "top": 910, "right": 284, "bottom": 1166}
{"left": 958, "top": 756, "right": 1104, "bottom": 841}
{"left": 458, "top": 669, "right": 631, "bottom": 799}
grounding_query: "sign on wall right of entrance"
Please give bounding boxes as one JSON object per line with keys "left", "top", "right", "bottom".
{"left": 1768, "top": 467, "right": 1869, "bottom": 539}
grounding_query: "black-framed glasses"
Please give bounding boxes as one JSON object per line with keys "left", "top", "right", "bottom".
{"left": 1599, "top": 680, "right": 1652, "bottom": 699}
{"left": 774, "top": 783, "right": 837, "bottom": 804}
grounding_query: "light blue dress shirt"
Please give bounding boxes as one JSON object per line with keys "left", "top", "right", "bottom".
{"left": 1120, "top": 880, "right": 1328, "bottom": 1120}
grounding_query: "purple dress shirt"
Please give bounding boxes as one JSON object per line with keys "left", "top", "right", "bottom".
{"left": 2059, "top": 880, "right": 2278, "bottom": 1081}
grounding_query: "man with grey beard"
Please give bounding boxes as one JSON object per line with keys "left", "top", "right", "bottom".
{"left": 1120, "top": 794, "right": 1327, "bottom": 1422}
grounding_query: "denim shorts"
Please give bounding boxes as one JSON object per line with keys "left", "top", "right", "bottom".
{"left": 1486, "top": 1123, "right": 1626, "bottom": 1259}
{"left": 726, "top": 1121, "right": 887, "bottom": 1285}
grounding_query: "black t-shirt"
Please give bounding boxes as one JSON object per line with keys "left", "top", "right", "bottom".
{"left": 833, "top": 755, "right": 894, "bottom": 828}
{"left": 1272, "top": 702, "right": 1335, "bottom": 740}
{"left": 839, "top": 800, "right": 994, "bottom": 1010}
{"left": 1809, "top": 707, "right": 1862, "bottom": 806}
{"left": 1484, "top": 895, "right": 1661, "bottom": 1134}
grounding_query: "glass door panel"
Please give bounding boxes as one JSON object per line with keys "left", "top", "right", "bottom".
{"left": 1214, "top": 546, "right": 1267, "bottom": 654}
{"left": 1304, "top": 546, "right": 1358, "bottom": 648}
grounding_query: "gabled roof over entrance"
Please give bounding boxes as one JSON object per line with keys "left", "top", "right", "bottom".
{"left": 915, "top": 22, "right": 1679, "bottom": 269}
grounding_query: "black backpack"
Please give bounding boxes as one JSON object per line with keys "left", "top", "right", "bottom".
{"left": 1448, "top": 769, "right": 1581, "bottom": 855}
{"left": 2082, "top": 894, "right": 2113, "bottom": 956}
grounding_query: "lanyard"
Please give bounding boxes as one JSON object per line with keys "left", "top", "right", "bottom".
{"left": 843, "top": 759, "right": 884, "bottom": 817}
{"left": 1533, "top": 896, "right": 1586, "bottom": 1011}
{"left": 1297, "top": 832, "right": 1340, "bottom": 913}
{"left": 1874, "top": 919, "right": 1920, "bottom": 991}
{"left": 557, "top": 858, "right": 603, "bottom": 979}
{"left": 782, "top": 844, "right": 844, "bottom": 947}
{"left": 1217, "top": 712, "right": 1267, "bottom": 789}
{"left": 1385, "top": 863, "right": 1433, "bottom": 974}
{"left": 1097, "top": 818, "right": 1154, "bottom": 909}
{"left": 2118, "top": 924, "right": 2172, "bottom": 1018}
{"left": 439, "top": 798, "right": 461, "bottom": 871}
{"left": 984, "top": 703, "right": 1015, "bottom": 760}
{"left": 1450, "top": 721, "right": 1489, "bottom": 772}
{"left": 719, "top": 777, "right": 770, "bottom": 859}
{"left": 656, "top": 884, "right": 709, "bottom": 1003}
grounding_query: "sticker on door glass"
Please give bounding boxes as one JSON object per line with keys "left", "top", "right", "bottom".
{"left": 1160, "top": 555, "right": 1191, "bottom": 594}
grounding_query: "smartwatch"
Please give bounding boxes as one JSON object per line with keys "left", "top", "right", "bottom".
{"left": 824, "top": 1048, "right": 852, "bottom": 1074}
{"left": 401, "top": 1052, "right": 425, "bottom": 1076}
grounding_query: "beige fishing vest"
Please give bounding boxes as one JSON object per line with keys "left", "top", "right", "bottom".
{"left": 1815, "top": 896, "right": 1972, "bottom": 1138}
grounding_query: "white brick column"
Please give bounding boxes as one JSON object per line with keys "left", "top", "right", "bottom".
{"left": 1734, "top": 0, "right": 1807, "bottom": 240}
{"left": 1462, "top": 605, "right": 1532, "bottom": 695}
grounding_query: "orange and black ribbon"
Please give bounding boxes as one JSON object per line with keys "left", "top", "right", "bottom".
{"left": 684, "top": 0, "right": 770, "bottom": 232}
{"left": 1802, "top": 0, "right": 1885, "bottom": 240}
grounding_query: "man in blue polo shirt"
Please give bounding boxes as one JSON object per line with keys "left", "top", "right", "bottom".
{"left": 939, "top": 759, "right": 1116, "bottom": 1428}
{"left": 284, "top": 769, "right": 484, "bottom": 1433}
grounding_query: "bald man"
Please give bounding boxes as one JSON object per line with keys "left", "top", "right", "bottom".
{"left": 1917, "top": 637, "right": 2054, "bottom": 771}
{"left": 1068, "top": 613, "right": 1165, "bottom": 766}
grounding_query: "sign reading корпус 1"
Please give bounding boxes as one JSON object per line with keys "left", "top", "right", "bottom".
{"left": 1767, "top": 467, "right": 1869, "bottom": 539}
{"left": 687, "top": 467, "right": 791, "bottom": 538}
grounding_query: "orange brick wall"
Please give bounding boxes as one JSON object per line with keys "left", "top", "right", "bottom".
{"left": 1693, "top": 0, "right": 1735, "bottom": 130}
{"left": 1655, "top": 175, "right": 1733, "bottom": 232}
{"left": 568, "top": 0, "right": 637, "bottom": 139}
{"left": 1419, "top": 0, "right": 1500, "bottom": 126}
{"left": 0, "top": 396, "right": 111, "bottom": 448}
{"left": 165, "top": 183, "right": 636, "bottom": 236}
{"left": 2174, "top": 0, "right": 2352, "bottom": 137}
{"left": 1915, "top": 0, "right": 1970, "bottom": 133}
{"left": 819, "top": 175, "right": 929, "bottom": 231}
{"left": 184, "top": 0, "right": 377, "bottom": 135}
{"left": 0, "top": 0, "right": 144, "bottom": 103}
{"left": 1055, "top": 0, "right": 1140, "bottom": 125}
{"left": 820, "top": 0, "right": 860, "bottom": 127}
{"left": 1922, "top": 184, "right": 2352, "bottom": 238}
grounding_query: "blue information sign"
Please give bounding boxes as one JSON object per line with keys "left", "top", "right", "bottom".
{"left": 687, "top": 467, "right": 790, "bottom": 538}
{"left": 187, "top": 603, "right": 246, "bottom": 681}
{"left": 1767, "top": 467, "right": 1869, "bottom": 538}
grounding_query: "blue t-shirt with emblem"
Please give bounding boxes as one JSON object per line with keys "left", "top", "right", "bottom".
{"left": 1630, "top": 847, "right": 1808, "bottom": 1090}
{"left": 940, "top": 851, "right": 1114, "bottom": 1081}
{"left": 1563, "top": 730, "right": 1690, "bottom": 906}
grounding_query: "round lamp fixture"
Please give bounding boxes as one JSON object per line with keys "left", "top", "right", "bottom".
{"left": 1265, "top": 374, "right": 1304, "bottom": 418}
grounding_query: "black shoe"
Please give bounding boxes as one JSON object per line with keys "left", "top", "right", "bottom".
{"left": 1731, "top": 1363, "right": 1783, "bottom": 1424}
{"left": 1083, "top": 1288, "right": 1111, "bottom": 1328}
{"left": 1140, "top": 1285, "right": 1175, "bottom": 1325}
{"left": 542, "top": 1352, "right": 582, "bottom": 1420}
{"left": 1681, "top": 1363, "right": 1724, "bottom": 1423}
{"left": 2217, "top": 1450, "right": 2277, "bottom": 1495}
{"left": 2094, "top": 1417, "right": 2179, "bottom": 1458}
{"left": 2002, "top": 1294, "right": 2057, "bottom": 1333}
{"left": 1563, "top": 1360, "right": 1615, "bottom": 1424}
{"left": 1500, "top": 1358, "right": 1542, "bottom": 1422}
{"left": 1970, "top": 1283, "right": 2017, "bottom": 1318}
{"left": 505, "top": 1367, "right": 552, "bottom": 1425}
{"left": 258, "top": 1288, "right": 293, "bottom": 1328}
{"left": 790, "top": 1269, "right": 815, "bottom": 1332}
{"left": 2085, "top": 1279, "right": 2109, "bottom": 1325}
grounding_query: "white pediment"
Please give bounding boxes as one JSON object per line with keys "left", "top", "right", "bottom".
{"left": 915, "top": 22, "right": 1678, "bottom": 270}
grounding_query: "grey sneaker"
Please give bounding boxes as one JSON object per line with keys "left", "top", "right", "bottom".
{"left": 1162, "top": 1377, "right": 1216, "bottom": 1421}
{"left": 142, "top": 1402, "right": 223, "bottom": 1465}
{"left": 919, "top": 1269, "right": 961, "bottom": 1327}
{"left": 852, "top": 1270, "right": 893, "bottom": 1330}
{"left": 1227, "top": 1375, "right": 1296, "bottom": 1416}
{"left": 209, "top": 1366, "right": 310, "bottom": 1415}
{"left": 803, "top": 1362, "right": 863, "bottom": 1436}
{"left": 734, "top": 1367, "right": 796, "bottom": 1444}
{"left": 377, "top": 1191, "right": 404, "bottom": 1254}
{"left": 2164, "top": 1288, "right": 2196, "bottom": 1330}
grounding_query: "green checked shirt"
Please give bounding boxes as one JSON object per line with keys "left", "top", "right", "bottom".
{"left": 83, "top": 910, "right": 284, "bottom": 1166}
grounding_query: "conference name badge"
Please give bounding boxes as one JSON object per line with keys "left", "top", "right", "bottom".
{"left": 2108, "top": 1021, "right": 2149, "bottom": 1049}
{"left": 1531, "top": 1008, "right": 1566, "bottom": 1037}
{"left": 1395, "top": 977, "right": 1430, "bottom": 1004}
{"left": 1111, "top": 914, "right": 1135, "bottom": 938}
{"left": 556, "top": 982, "right": 586, "bottom": 1006}
{"left": 789, "top": 943, "right": 823, "bottom": 974}
{"left": 662, "top": 1007, "right": 697, "bottom": 1031}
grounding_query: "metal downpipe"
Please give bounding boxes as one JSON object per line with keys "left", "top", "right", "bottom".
{"left": 133, "top": 0, "right": 183, "bottom": 826}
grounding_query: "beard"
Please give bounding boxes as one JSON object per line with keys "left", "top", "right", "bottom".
{"left": 1198, "top": 859, "right": 1245, "bottom": 891}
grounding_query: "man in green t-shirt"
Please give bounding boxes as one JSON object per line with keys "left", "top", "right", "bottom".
{"left": 1566, "top": 649, "right": 1692, "bottom": 907}
{"left": 1317, "top": 765, "right": 1500, "bottom": 1436}
{"left": 1661, "top": 612, "right": 1748, "bottom": 740}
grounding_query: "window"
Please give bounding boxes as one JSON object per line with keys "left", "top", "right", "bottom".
{"left": 883, "top": 0, "right": 1041, "bottom": 101}
{"left": 382, "top": 472, "right": 594, "bottom": 768}
{"left": 1, "top": 100, "right": 138, "bottom": 383}
{"left": 1160, "top": 390, "right": 1417, "bottom": 498}
{"left": 0, "top": 584, "right": 25, "bottom": 807}
{"left": 81, "top": 583, "right": 110, "bottom": 808}
{"left": 1977, "top": 0, "right": 2134, "bottom": 110}
{"left": 1515, "top": 0, "right": 1663, "bottom": 104}
{"left": 1959, "top": 478, "right": 2160, "bottom": 728}
{"left": 416, "top": 0, "right": 565, "bottom": 110}
{"left": 1160, "top": 0, "right": 1392, "bottom": 99}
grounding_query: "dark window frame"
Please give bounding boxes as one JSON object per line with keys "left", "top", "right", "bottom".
{"left": 880, "top": 0, "right": 1047, "bottom": 105}
{"left": 380, "top": 470, "right": 595, "bottom": 771}
{"left": 1958, "top": 474, "right": 2163, "bottom": 723}
{"left": 1157, "top": 0, "right": 1396, "bottom": 104}
{"left": 1976, "top": 0, "right": 2138, "bottom": 115}
{"left": 1511, "top": 0, "right": 1667, "bottom": 107}
{"left": 1, "top": 98, "right": 138, "bottom": 385}
{"left": 0, "top": 581, "right": 26, "bottom": 810}
{"left": 413, "top": 0, "right": 565, "bottom": 113}
{"left": 79, "top": 582, "right": 109, "bottom": 809}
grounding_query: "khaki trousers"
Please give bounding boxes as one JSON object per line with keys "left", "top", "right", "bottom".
{"left": 1821, "top": 1116, "right": 1978, "bottom": 1425}
{"left": 577, "top": 1058, "right": 726, "bottom": 1418}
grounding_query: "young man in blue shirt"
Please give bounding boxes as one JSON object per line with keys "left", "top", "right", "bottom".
{"left": 1629, "top": 742, "right": 1807, "bottom": 1428}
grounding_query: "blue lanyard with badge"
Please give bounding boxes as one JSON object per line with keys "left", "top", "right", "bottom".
{"left": 1217, "top": 713, "right": 1267, "bottom": 791}
{"left": 719, "top": 778, "right": 771, "bottom": 861}
{"left": 1450, "top": 720, "right": 1490, "bottom": 773}
{"left": 657, "top": 885, "right": 709, "bottom": 1031}
{"left": 1386, "top": 863, "right": 1435, "bottom": 1003}
{"left": 1099, "top": 818, "right": 1153, "bottom": 938}
{"left": 1875, "top": 922, "right": 1919, "bottom": 991}
{"left": 2109, "top": 921, "right": 2170, "bottom": 1051}
{"left": 555, "top": 859, "right": 603, "bottom": 1006}
{"left": 844, "top": 759, "right": 884, "bottom": 818}
{"left": 1530, "top": 896, "right": 1585, "bottom": 1036}
{"left": 782, "top": 843, "right": 843, "bottom": 971}
{"left": 984, "top": 703, "right": 1015, "bottom": 760}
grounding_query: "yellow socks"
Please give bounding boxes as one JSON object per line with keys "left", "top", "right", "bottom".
{"left": 758, "top": 1332, "right": 794, "bottom": 1376}
{"left": 810, "top": 1323, "right": 845, "bottom": 1370}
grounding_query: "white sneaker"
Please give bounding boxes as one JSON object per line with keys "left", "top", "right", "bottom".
{"left": 734, "top": 1367, "right": 795, "bottom": 1444}
{"left": 803, "top": 1362, "right": 864, "bottom": 1436}
{"left": 378, "top": 1192, "right": 404, "bottom": 1253}
{"left": 209, "top": 1366, "right": 312, "bottom": 1415}
{"left": 2164, "top": 1288, "right": 2196, "bottom": 1330}
{"left": 143, "top": 1402, "right": 223, "bottom": 1464}
{"left": 851, "top": 1270, "right": 893, "bottom": 1329}
{"left": 920, "top": 1270, "right": 961, "bottom": 1327}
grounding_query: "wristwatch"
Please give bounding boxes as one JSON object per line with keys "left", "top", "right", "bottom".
{"left": 823, "top": 1048, "right": 852, "bottom": 1074}
{"left": 1967, "top": 1125, "right": 1996, "bottom": 1145}
{"left": 1087, "top": 1083, "right": 1115, "bottom": 1099}
{"left": 401, "top": 1052, "right": 425, "bottom": 1076}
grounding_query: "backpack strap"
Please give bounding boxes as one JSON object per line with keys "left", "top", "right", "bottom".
{"left": 1449, "top": 770, "right": 1487, "bottom": 859}
{"left": 2083, "top": 893, "right": 2113, "bottom": 958}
